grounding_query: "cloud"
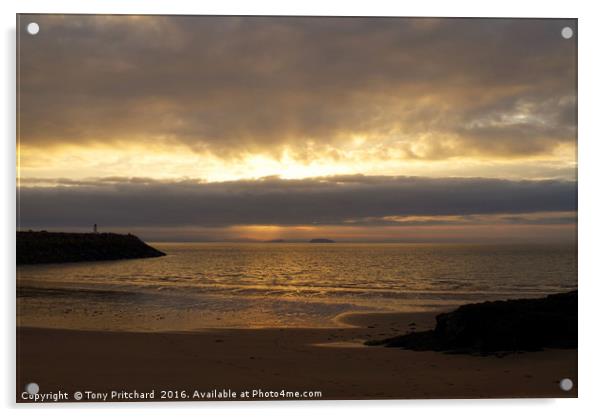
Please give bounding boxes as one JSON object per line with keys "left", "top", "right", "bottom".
{"left": 18, "top": 15, "right": 577, "bottom": 161}
{"left": 347, "top": 212, "right": 576, "bottom": 227}
{"left": 17, "top": 175, "right": 577, "bottom": 229}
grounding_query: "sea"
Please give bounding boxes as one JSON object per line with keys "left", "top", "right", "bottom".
{"left": 17, "top": 243, "right": 577, "bottom": 331}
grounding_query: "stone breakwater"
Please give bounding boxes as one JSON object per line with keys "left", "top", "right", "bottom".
{"left": 17, "top": 231, "right": 165, "bottom": 264}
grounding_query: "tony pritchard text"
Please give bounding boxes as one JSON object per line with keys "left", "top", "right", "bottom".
{"left": 21, "top": 389, "right": 323, "bottom": 402}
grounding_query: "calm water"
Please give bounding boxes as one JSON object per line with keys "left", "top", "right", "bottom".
{"left": 17, "top": 243, "right": 577, "bottom": 331}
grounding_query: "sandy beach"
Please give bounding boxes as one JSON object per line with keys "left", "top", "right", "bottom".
{"left": 16, "top": 310, "right": 577, "bottom": 402}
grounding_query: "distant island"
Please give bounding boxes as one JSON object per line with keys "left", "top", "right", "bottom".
{"left": 17, "top": 231, "right": 166, "bottom": 265}
{"left": 265, "top": 239, "right": 286, "bottom": 243}
{"left": 309, "top": 238, "right": 335, "bottom": 243}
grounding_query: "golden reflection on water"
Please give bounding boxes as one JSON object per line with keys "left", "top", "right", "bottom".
{"left": 17, "top": 243, "right": 577, "bottom": 331}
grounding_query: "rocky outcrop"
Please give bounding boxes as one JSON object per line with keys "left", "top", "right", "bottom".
{"left": 366, "top": 291, "right": 577, "bottom": 354}
{"left": 17, "top": 231, "right": 166, "bottom": 265}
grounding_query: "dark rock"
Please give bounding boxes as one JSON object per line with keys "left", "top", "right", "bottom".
{"left": 366, "top": 291, "right": 577, "bottom": 354}
{"left": 17, "top": 231, "right": 165, "bottom": 265}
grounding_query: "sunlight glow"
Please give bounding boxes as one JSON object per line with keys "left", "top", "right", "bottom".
{"left": 18, "top": 139, "right": 577, "bottom": 185}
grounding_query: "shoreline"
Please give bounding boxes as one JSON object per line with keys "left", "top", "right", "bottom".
{"left": 15, "top": 309, "right": 442, "bottom": 333}
{"left": 17, "top": 309, "right": 577, "bottom": 401}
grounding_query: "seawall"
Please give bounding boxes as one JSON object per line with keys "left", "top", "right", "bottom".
{"left": 17, "top": 231, "right": 166, "bottom": 265}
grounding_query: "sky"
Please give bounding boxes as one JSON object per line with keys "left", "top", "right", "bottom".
{"left": 17, "top": 15, "right": 577, "bottom": 242}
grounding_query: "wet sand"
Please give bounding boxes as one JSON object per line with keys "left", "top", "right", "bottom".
{"left": 16, "top": 310, "right": 577, "bottom": 402}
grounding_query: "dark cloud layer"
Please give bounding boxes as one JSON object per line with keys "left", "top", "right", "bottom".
{"left": 17, "top": 175, "right": 576, "bottom": 229}
{"left": 18, "top": 15, "right": 577, "bottom": 160}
